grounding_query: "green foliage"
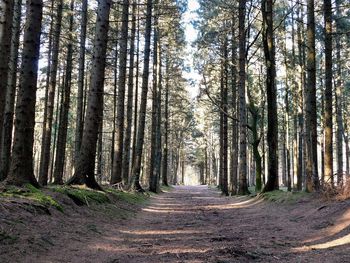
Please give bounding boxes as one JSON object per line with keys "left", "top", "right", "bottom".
{"left": 51, "top": 186, "right": 110, "bottom": 206}
{"left": 259, "top": 190, "right": 309, "bottom": 203}
{"left": 0, "top": 184, "right": 63, "bottom": 212}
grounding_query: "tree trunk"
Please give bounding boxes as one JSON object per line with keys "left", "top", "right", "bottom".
{"left": 122, "top": 0, "right": 137, "bottom": 185}
{"left": 67, "top": 0, "right": 111, "bottom": 190}
{"left": 323, "top": 0, "right": 333, "bottom": 186}
{"left": 149, "top": 4, "right": 160, "bottom": 193}
{"left": 74, "top": 0, "right": 88, "bottom": 162}
{"left": 262, "top": 0, "right": 278, "bottom": 192}
{"left": 162, "top": 54, "right": 169, "bottom": 186}
{"left": 0, "top": 0, "right": 14, "bottom": 154}
{"left": 0, "top": 0, "right": 21, "bottom": 181}
{"left": 111, "top": 0, "right": 130, "bottom": 185}
{"left": 230, "top": 14, "right": 238, "bottom": 195}
{"left": 38, "top": 0, "right": 63, "bottom": 185}
{"left": 5, "top": 0, "right": 43, "bottom": 187}
{"left": 130, "top": 0, "right": 153, "bottom": 191}
{"left": 221, "top": 37, "right": 229, "bottom": 196}
{"left": 237, "top": 0, "right": 249, "bottom": 195}
{"left": 305, "top": 0, "right": 319, "bottom": 192}
{"left": 335, "top": 0, "right": 343, "bottom": 186}
{"left": 53, "top": 0, "right": 74, "bottom": 184}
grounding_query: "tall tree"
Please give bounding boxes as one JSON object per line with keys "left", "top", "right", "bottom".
{"left": 0, "top": 0, "right": 22, "bottom": 180}
{"left": 74, "top": 0, "right": 88, "bottom": 162}
{"left": 237, "top": 0, "right": 249, "bottom": 195}
{"left": 67, "top": 0, "right": 112, "bottom": 189}
{"left": 122, "top": 0, "right": 137, "bottom": 185}
{"left": 262, "top": 0, "right": 278, "bottom": 192}
{"left": 53, "top": 0, "right": 75, "bottom": 184}
{"left": 335, "top": 0, "right": 343, "bottom": 186}
{"left": 5, "top": 0, "right": 43, "bottom": 187}
{"left": 323, "top": 0, "right": 333, "bottom": 186}
{"left": 305, "top": 0, "right": 319, "bottom": 192}
{"left": 111, "top": 0, "right": 130, "bottom": 185}
{"left": 149, "top": 0, "right": 160, "bottom": 193}
{"left": 0, "top": 0, "right": 14, "bottom": 155}
{"left": 38, "top": 0, "right": 64, "bottom": 185}
{"left": 130, "top": 0, "right": 153, "bottom": 192}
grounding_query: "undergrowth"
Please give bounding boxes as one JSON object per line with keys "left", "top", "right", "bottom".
{"left": 50, "top": 185, "right": 110, "bottom": 206}
{"left": 259, "top": 190, "right": 309, "bottom": 203}
{"left": 0, "top": 184, "right": 63, "bottom": 212}
{"left": 106, "top": 187, "right": 149, "bottom": 205}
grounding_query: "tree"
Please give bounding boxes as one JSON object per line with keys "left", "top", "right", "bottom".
{"left": 0, "top": 0, "right": 14, "bottom": 156}
{"left": 5, "top": 0, "right": 43, "bottom": 187}
{"left": 122, "top": 0, "right": 137, "bottom": 185}
{"left": 237, "top": 0, "right": 249, "bottom": 195}
{"left": 262, "top": 0, "right": 278, "bottom": 192}
{"left": 323, "top": 0, "right": 333, "bottom": 186}
{"left": 74, "top": 0, "right": 88, "bottom": 162}
{"left": 38, "top": 0, "right": 64, "bottom": 186}
{"left": 111, "top": 0, "right": 130, "bottom": 185}
{"left": 53, "top": 0, "right": 75, "bottom": 184}
{"left": 0, "top": 0, "right": 22, "bottom": 180}
{"left": 130, "top": 0, "right": 153, "bottom": 192}
{"left": 305, "top": 0, "right": 319, "bottom": 192}
{"left": 67, "top": 0, "right": 112, "bottom": 190}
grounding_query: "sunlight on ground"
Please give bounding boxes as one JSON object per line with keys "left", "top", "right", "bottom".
{"left": 294, "top": 208, "right": 350, "bottom": 251}
{"left": 119, "top": 229, "right": 203, "bottom": 236}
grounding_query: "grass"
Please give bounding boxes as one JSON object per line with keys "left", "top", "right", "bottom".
{"left": 0, "top": 184, "right": 63, "bottom": 212}
{"left": 259, "top": 190, "right": 309, "bottom": 203}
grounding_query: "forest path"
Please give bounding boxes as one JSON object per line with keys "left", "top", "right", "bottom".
{"left": 33, "top": 185, "right": 350, "bottom": 262}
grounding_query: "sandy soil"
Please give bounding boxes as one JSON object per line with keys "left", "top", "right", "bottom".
{"left": 1, "top": 185, "right": 350, "bottom": 262}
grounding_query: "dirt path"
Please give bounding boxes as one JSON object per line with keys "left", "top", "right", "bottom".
{"left": 5, "top": 185, "right": 350, "bottom": 262}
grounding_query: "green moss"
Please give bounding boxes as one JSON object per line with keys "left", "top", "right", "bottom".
{"left": 0, "top": 184, "right": 63, "bottom": 212}
{"left": 106, "top": 188, "right": 149, "bottom": 205}
{"left": 161, "top": 185, "right": 174, "bottom": 192}
{"left": 259, "top": 190, "right": 309, "bottom": 203}
{"left": 50, "top": 186, "right": 110, "bottom": 206}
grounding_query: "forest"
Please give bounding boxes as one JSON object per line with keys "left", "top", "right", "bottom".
{"left": 0, "top": 0, "right": 350, "bottom": 262}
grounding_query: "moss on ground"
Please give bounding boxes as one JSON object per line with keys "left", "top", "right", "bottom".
{"left": 0, "top": 184, "right": 63, "bottom": 212}
{"left": 161, "top": 185, "right": 174, "bottom": 192}
{"left": 259, "top": 190, "right": 309, "bottom": 203}
{"left": 106, "top": 188, "right": 149, "bottom": 205}
{"left": 50, "top": 185, "right": 110, "bottom": 206}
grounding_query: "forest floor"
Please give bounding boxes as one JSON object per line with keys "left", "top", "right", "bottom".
{"left": 1, "top": 185, "right": 350, "bottom": 262}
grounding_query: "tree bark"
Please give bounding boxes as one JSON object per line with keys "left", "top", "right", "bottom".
{"left": 262, "top": 0, "right": 279, "bottom": 192}
{"left": 149, "top": 3, "right": 160, "bottom": 193}
{"left": 5, "top": 0, "right": 43, "bottom": 187}
{"left": 67, "top": 0, "right": 111, "bottom": 190}
{"left": 162, "top": 54, "right": 169, "bottom": 186}
{"left": 130, "top": 0, "right": 153, "bottom": 192}
{"left": 122, "top": 0, "right": 137, "bottom": 185}
{"left": 0, "top": 0, "right": 14, "bottom": 155}
{"left": 0, "top": 0, "right": 21, "bottom": 181}
{"left": 38, "top": 0, "right": 64, "bottom": 185}
{"left": 323, "top": 0, "right": 333, "bottom": 186}
{"left": 237, "top": 0, "right": 249, "bottom": 195}
{"left": 305, "top": 0, "right": 319, "bottom": 192}
{"left": 74, "top": 0, "right": 88, "bottom": 163}
{"left": 53, "top": 0, "right": 75, "bottom": 184}
{"left": 111, "top": 0, "right": 130, "bottom": 185}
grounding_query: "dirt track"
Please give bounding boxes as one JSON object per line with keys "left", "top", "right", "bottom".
{"left": 2, "top": 185, "right": 350, "bottom": 262}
